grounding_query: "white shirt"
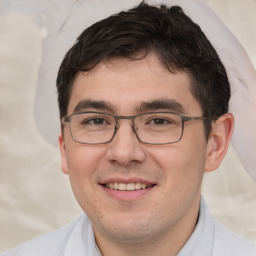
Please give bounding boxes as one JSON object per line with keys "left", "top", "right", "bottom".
{"left": 2, "top": 198, "right": 256, "bottom": 256}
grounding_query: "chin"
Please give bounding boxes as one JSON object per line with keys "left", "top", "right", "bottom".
{"left": 94, "top": 212, "right": 168, "bottom": 244}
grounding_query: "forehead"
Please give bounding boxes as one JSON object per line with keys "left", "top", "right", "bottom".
{"left": 68, "top": 53, "right": 202, "bottom": 115}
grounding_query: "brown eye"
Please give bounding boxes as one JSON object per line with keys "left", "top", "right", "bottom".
{"left": 150, "top": 118, "right": 169, "bottom": 125}
{"left": 85, "top": 118, "right": 107, "bottom": 125}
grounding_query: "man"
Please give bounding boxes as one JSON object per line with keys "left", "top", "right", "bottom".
{"left": 2, "top": 2, "right": 256, "bottom": 256}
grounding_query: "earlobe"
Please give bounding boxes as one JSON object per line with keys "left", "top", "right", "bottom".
{"left": 59, "top": 133, "right": 69, "bottom": 175}
{"left": 205, "top": 113, "right": 234, "bottom": 172}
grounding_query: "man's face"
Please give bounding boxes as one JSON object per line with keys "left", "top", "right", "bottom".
{"left": 59, "top": 53, "right": 211, "bottom": 244}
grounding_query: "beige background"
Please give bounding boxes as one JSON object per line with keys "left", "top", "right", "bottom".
{"left": 0, "top": 0, "right": 256, "bottom": 253}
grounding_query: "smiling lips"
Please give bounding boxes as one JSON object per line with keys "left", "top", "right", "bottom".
{"left": 103, "top": 182, "right": 155, "bottom": 191}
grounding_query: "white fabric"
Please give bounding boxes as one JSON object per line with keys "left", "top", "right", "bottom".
{"left": 2, "top": 199, "right": 256, "bottom": 256}
{"left": 1, "top": 0, "right": 255, "bottom": 181}
{"left": 162, "top": 0, "right": 256, "bottom": 183}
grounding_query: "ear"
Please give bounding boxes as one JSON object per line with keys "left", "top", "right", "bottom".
{"left": 59, "top": 133, "right": 69, "bottom": 175}
{"left": 205, "top": 113, "right": 234, "bottom": 172}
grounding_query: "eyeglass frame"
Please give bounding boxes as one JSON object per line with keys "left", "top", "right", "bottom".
{"left": 62, "top": 111, "right": 212, "bottom": 145}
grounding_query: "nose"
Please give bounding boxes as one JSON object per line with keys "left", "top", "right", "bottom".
{"left": 106, "top": 120, "right": 146, "bottom": 166}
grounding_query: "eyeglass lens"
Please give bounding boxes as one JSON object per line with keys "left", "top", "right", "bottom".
{"left": 68, "top": 112, "right": 183, "bottom": 145}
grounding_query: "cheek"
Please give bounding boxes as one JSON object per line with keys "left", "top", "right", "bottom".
{"left": 64, "top": 145, "right": 107, "bottom": 212}
{"left": 65, "top": 145, "right": 106, "bottom": 191}
{"left": 148, "top": 139, "right": 206, "bottom": 186}
{"left": 66, "top": 144, "right": 106, "bottom": 171}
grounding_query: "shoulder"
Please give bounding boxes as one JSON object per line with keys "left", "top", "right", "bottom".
{"left": 1, "top": 215, "right": 83, "bottom": 256}
{"left": 213, "top": 220, "right": 256, "bottom": 256}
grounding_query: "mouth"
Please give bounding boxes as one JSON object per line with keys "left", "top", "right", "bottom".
{"left": 103, "top": 182, "right": 156, "bottom": 191}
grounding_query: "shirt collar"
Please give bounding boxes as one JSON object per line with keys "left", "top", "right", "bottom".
{"left": 177, "top": 197, "right": 215, "bottom": 256}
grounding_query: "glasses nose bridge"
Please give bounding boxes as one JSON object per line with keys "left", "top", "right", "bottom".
{"left": 114, "top": 115, "right": 136, "bottom": 130}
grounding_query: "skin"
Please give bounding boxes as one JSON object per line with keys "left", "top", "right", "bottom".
{"left": 59, "top": 53, "right": 234, "bottom": 256}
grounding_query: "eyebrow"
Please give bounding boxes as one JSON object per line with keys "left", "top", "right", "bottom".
{"left": 73, "top": 99, "right": 115, "bottom": 113}
{"left": 137, "top": 99, "right": 185, "bottom": 113}
{"left": 72, "top": 98, "right": 185, "bottom": 114}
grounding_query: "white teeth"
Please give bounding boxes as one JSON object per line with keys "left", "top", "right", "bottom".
{"left": 135, "top": 183, "right": 142, "bottom": 190}
{"left": 114, "top": 182, "right": 119, "bottom": 190}
{"left": 105, "top": 182, "right": 152, "bottom": 191}
{"left": 119, "top": 183, "right": 127, "bottom": 191}
{"left": 127, "top": 183, "right": 135, "bottom": 191}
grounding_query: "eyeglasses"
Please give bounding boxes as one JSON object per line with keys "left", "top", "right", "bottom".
{"left": 62, "top": 111, "right": 211, "bottom": 145}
